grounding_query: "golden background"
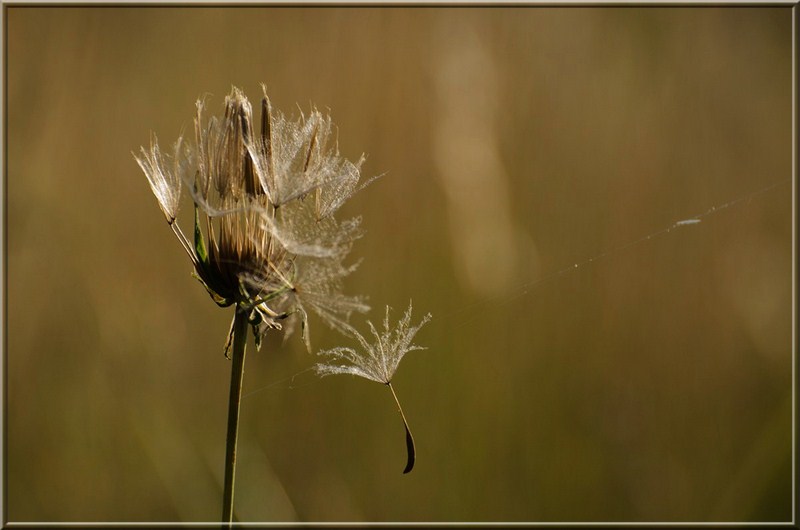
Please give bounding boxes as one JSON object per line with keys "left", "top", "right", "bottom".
{"left": 6, "top": 6, "right": 793, "bottom": 522}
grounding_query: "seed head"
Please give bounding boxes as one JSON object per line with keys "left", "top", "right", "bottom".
{"left": 135, "top": 86, "right": 372, "bottom": 351}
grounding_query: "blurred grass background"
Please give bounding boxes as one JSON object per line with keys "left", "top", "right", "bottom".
{"left": 5, "top": 6, "right": 793, "bottom": 522}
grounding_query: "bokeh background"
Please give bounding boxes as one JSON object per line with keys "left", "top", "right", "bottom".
{"left": 5, "top": 6, "right": 793, "bottom": 523}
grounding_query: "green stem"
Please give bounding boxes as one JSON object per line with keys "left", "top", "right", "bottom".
{"left": 222, "top": 308, "right": 248, "bottom": 526}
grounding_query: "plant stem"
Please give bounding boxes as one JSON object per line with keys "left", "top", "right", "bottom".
{"left": 222, "top": 308, "right": 248, "bottom": 526}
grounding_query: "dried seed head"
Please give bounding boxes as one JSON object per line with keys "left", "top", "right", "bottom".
{"left": 136, "top": 86, "right": 373, "bottom": 349}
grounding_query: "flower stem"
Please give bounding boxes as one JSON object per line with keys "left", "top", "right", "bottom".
{"left": 222, "top": 308, "right": 248, "bottom": 526}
